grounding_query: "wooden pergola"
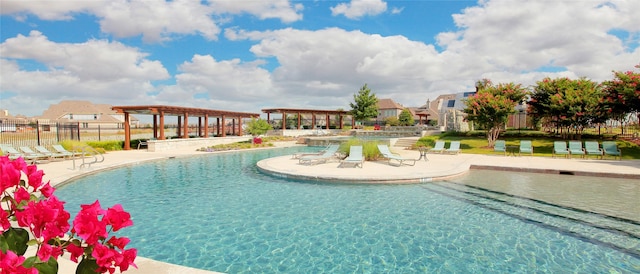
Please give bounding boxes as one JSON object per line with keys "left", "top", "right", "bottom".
{"left": 112, "top": 105, "right": 260, "bottom": 150}
{"left": 415, "top": 110, "right": 431, "bottom": 125}
{"left": 261, "top": 108, "right": 353, "bottom": 130}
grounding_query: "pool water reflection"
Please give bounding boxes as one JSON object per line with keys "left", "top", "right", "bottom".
{"left": 56, "top": 147, "right": 640, "bottom": 273}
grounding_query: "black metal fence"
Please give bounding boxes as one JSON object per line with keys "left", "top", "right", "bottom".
{"left": 0, "top": 119, "right": 245, "bottom": 148}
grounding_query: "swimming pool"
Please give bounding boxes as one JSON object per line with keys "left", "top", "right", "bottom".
{"left": 56, "top": 147, "right": 640, "bottom": 273}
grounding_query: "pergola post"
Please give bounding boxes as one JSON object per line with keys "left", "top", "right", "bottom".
{"left": 153, "top": 114, "right": 158, "bottom": 139}
{"left": 297, "top": 112, "right": 301, "bottom": 129}
{"left": 232, "top": 119, "right": 236, "bottom": 135}
{"left": 182, "top": 112, "right": 189, "bottom": 138}
{"left": 339, "top": 115, "right": 344, "bottom": 129}
{"left": 123, "top": 112, "right": 131, "bottom": 150}
{"left": 204, "top": 114, "right": 209, "bottom": 138}
{"left": 325, "top": 114, "right": 330, "bottom": 130}
{"left": 221, "top": 115, "right": 226, "bottom": 137}
{"left": 159, "top": 111, "right": 165, "bottom": 140}
{"left": 237, "top": 116, "right": 243, "bottom": 136}
{"left": 282, "top": 112, "right": 286, "bottom": 130}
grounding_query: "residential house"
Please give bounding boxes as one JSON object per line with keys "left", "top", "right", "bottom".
{"left": 376, "top": 98, "right": 406, "bottom": 124}
{"left": 37, "top": 100, "right": 139, "bottom": 129}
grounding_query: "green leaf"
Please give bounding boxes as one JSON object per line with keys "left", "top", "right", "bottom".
{"left": 23, "top": 256, "right": 59, "bottom": 274}
{"left": 1, "top": 227, "right": 30, "bottom": 255}
{"left": 76, "top": 258, "right": 100, "bottom": 274}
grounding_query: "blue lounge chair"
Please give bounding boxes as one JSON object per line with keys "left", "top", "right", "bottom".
{"left": 552, "top": 141, "right": 570, "bottom": 158}
{"left": 428, "top": 141, "right": 445, "bottom": 154}
{"left": 19, "top": 146, "right": 51, "bottom": 162}
{"left": 602, "top": 141, "right": 622, "bottom": 160}
{"left": 1, "top": 145, "right": 39, "bottom": 163}
{"left": 568, "top": 141, "right": 585, "bottom": 159}
{"left": 339, "top": 146, "right": 363, "bottom": 168}
{"left": 584, "top": 141, "right": 603, "bottom": 159}
{"left": 377, "top": 144, "right": 416, "bottom": 166}
{"left": 444, "top": 141, "right": 461, "bottom": 155}
{"left": 518, "top": 140, "right": 533, "bottom": 156}
{"left": 298, "top": 145, "right": 340, "bottom": 165}
{"left": 494, "top": 140, "right": 506, "bottom": 156}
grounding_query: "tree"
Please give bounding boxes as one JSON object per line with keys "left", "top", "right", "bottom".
{"left": 384, "top": 116, "right": 399, "bottom": 126}
{"left": 601, "top": 64, "right": 640, "bottom": 133}
{"left": 529, "top": 77, "right": 604, "bottom": 138}
{"left": 349, "top": 84, "right": 379, "bottom": 126}
{"left": 398, "top": 108, "right": 414, "bottom": 126}
{"left": 464, "top": 80, "right": 528, "bottom": 147}
{"left": 245, "top": 118, "right": 273, "bottom": 136}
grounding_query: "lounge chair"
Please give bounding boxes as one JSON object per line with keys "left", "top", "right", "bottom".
{"left": 494, "top": 140, "right": 507, "bottom": 156}
{"left": 518, "top": 140, "right": 533, "bottom": 156}
{"left": 443, "top": 141, "right": 461, "bottom": 155}
{"left": 298, "top": 145, "right": 340, "bottom": 165}
{"left": 568, "top": 141, "right": 585, "bottom": 159}
{"left": 19, "top": 146, "right": 51, "bottom": 162}
{"left": 52, "top": 144, "right": 82, "bottom": 158}
{"left": 552, "top": 141, "right": 570, "bottom": 158}
{"left": 427, "top": 141, "right": 445, "bottom": 154}
{"left": 35, "top": 145, "right": 68, "bottom": 160}
{"left": 339, "top": 146, "right": 363, "bottom": 168}
{"left": 0, "top": 145, "right": 39, "bottom": 163}
{"left": 584, "top": 141, "right": 603, "bottom": 159}
{"left": 377, "top": 144, "right": 416, "bottom": 166}
{"left": 602, "top": 141, "right": 622, "bottom": 160}
{"left": 292, "top": 144, "right": 338, "bottom": 159}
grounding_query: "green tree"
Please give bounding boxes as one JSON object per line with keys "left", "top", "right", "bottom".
{"left": 384, "top": 116, "right": 399, "bottom": 126}
{"left": 398, "top": 108, "right": 415, "bottom": 126}
{"left": 601, "top": 64, "right": 640, "bottom": 133}
{"left": 349, "top": 84, "right": 379, "bottom": 126}
{"left": 245, "top": 118, "right": 273, "bottom": 136}
{"left": 529, "top": 77, "right": 603, "bottom": 138}
{"left": 464, "top": 80, "right": 528, "bottom": 147}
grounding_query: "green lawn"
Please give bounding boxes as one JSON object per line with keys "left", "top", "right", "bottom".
{"left": 416, "top": 134, "right": 640, "bottom": 160}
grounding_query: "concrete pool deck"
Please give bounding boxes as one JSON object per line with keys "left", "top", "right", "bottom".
{"left": 36, "top": 141, "right": 639, "bottom": 274}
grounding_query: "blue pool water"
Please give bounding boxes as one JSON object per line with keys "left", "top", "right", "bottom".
{"left": 56, "top": 147, "right": 640, "bottom": 273}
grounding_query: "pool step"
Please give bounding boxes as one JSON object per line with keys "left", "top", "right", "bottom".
{"left": 422, "top": 182, "right": 640, "bottom": 259}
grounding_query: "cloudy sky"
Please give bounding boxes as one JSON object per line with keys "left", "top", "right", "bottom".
{"left": 1, "top": 0, "right": 639, "bottom": 118}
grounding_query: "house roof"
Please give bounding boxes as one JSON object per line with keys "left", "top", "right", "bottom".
{"left": 377, "top": 98, "right": 404, "bottom": 110}
{"left": 38, "top": 100, "right": 129, "bottom": 123}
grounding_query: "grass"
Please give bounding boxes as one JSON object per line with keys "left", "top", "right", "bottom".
{"left": 416, "top": 134, "right": 640, "bottom": 160}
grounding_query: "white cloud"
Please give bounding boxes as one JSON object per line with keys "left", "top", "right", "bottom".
{"left": 209, "top": 0, "right": 303, "bottom": 23}
{"left": 0, "top": 0, "right": 106, "bottom": 20}
{"left": 0, "top": 31, "right": 170, "bottom": 115}
{"left": 331, "top": 0, "right": 387, "bottom": 19}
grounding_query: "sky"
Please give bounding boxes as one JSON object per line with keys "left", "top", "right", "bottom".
{"left": 1, "top": 0, "right": 639, "bottom": 120}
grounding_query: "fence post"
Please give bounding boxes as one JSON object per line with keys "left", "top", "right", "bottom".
{"left": 98, "top": 125, "right": 101, "bottom": 141}
{"left": 77, "top": 122, "right": 80, "bottom": 141}
{"left": 36, "top": 120, "right": 41, "bottom": 146}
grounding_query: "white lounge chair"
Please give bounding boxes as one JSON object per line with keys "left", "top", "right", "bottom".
{"left": 1, "top": 145, "right": 39, "bottom": 163}
{"left": 292, "top": 144, "right": 338, "bottom": 159}
{"left": 19, "top": 146, "right": 51, "bottom": 162}
{"left": 299, "top": 145, "right": 340, "bottom": 165}
{"left": 377, "top": 144, "right": 416, "bottom": 166}
{"left": 339, "top": 146, "right": 363, "bottom": 168}
{"left": 35, "top": 145, "right": 68, "bottom": 160}
{"left": 444, "top": 141, "right": 461, "bottom": 155}
{"left": 428, "top": 141, "right": 445, "bottom": 154}
{"left": 52, "top": 144, "right": 82, "bottom": 158}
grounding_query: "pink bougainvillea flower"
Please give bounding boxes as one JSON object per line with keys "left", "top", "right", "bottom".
{"left": 15, "top": 195, "right": 70, "bottom": 241}
{"left": 118, "top": 248, "right": 138, "bottom": 271}
{"left": 0, "top": 250, "right": 38, "bottom": 274}
{"left": 107, "top": 236, "right": 131, "bottom": 250}
{"left": 25, "top": 164, "right": 44, "bottom": 190}
{"left": 13, "top": 186, "right": 31, "bottom": 205}
{"left": 0, "top": 156, "right": 23, "bottom": 191}
{"left": 37, "top": 243, "right": 63, "bottom": 262}
{"left": 66, "top": 242, "right": 85, "bottom": 263}
{"left": 39, "top": 182, "right": 55, "bottom": 198}
{"left": 0, "top": 208, "right": 11, "bottom": 230}
{"left": 92, "top": 243, "right": 118, "bottom": 273}
{"left": 72, "top": 200, "right": 108, "bottom": 244}
{"left": 105, "top": 204, "right": 133, "bottom": 231}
